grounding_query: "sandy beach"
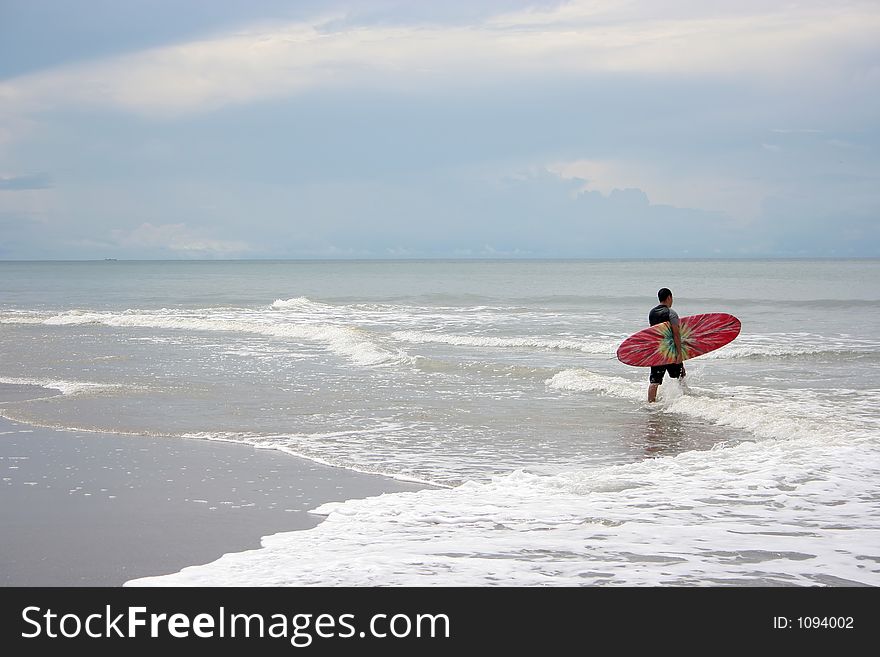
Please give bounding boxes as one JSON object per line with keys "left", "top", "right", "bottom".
{"left": 0, "top": 385, "right": 424, "bottom": 586}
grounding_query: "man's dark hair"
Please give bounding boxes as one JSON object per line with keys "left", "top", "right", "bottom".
{"left": 658, "top": 288, "right": 672, "bottom": 302}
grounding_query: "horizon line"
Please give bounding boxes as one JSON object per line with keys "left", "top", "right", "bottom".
{"left": 2, "top": 256, "right": 878, "bottom": 263}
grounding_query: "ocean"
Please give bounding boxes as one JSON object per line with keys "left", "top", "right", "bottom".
{"left": 1, "top": 259, "right": 878, "bottom": 586}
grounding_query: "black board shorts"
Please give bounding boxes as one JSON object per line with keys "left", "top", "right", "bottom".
{"left": 649, "top": 363, "right": 683, "bottom": 385}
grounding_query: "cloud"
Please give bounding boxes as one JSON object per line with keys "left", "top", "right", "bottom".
{"left": 242, "top": 168, "right": 744, "bottom": 258}
{"left": 546, "top": 159, "right": 767, "bottom": 220}
{"left": 0, "top": 2, "right": 876, "bottom": 260}
{"left": 2, "top": 166, "right": 875, "bottom": 258}
{"left": 1, "top": 1, "right": 877, "bottom": 118}
{"left": 110, "top": 222, "right": 251, "bottom": 257}
{"left": 0, "top": 173, "right": 52, "bottom": 190}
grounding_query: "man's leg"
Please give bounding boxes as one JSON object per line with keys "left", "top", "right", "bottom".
{"left": 648, "top": 366, "right": 664, "bottom": 402}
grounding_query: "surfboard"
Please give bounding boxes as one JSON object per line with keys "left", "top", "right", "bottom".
{"left": 616, "top": 312, "right": 741, "bottom": 367}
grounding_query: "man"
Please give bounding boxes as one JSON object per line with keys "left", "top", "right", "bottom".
{"left": 648, "top": 287, "right": 685, "bottom": 403}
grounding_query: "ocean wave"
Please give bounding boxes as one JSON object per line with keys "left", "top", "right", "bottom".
{"left": 393, "top": 330, "right": 618, "bottom": 354}
{"left": 395, "top": 328, "right": 878, "bottom": 362}
{"left": 0, "top": 376, "right": 116, "bottom": 397}
{"left": 703, "top": 334, "right": 880, "bottom": 360}
{"left": 547, "top": 369, "right": 644, "bottom": 402}
{"left": 703, "top": 345, "right": 844, "bottom": 359}
{"left": 271, "top": 297, "right": 562, "bottom": 326}
{"left": 545, "top": 369, "right": 869, "bottom": 443}
{"left": 270, "top": 297, "right": 332, "bottom": 312}
{"left": 0, "top": 310, "right": 52, "bottom": 324}
{"left": 41, "top": 309, "right": 407, "bottom": 367}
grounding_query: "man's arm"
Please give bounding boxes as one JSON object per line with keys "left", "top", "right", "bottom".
{"left": 672, "top": 323, "right": 683, "bottom": 364}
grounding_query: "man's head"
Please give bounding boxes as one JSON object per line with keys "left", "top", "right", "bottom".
{"left": 658, "top": 288, "right": 673, "bottom": 306}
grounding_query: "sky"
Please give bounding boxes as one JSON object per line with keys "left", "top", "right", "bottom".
{"left": 1, "top": 0, "right": 878, "bottom": 259}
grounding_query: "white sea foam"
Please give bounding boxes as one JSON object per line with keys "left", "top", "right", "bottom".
{"left": 0, "top": 376, "right": 114, "bottom": 396}
{"left": 270, "top": 297, "right": 332, "bottom": 312}
{"left": 547, "top": 369, "right": 645, "bottom": 402}
{"left": 127, "top": 430, "right": 880, "bottom": 586}
{"left": 392, "top": 330, "right": 618, "bottom": 354}
{"left": 703, "top": 334, "right": 880, "bottom": 360}
{"left": 0, "top": 310, "right": 50, "bottom": 324}
{"left": 42, "top": 309, "right": 407, "bottom": 367}
{"left": 8, "top": 303, "right": 874, "bottom": 365}
{"left": 545, "top": 369, "right": 867, "bottom": 442}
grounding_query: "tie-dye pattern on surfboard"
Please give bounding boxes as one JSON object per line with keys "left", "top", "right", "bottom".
{"left": 617, "top": 312, "right": 741, "bottom": 367}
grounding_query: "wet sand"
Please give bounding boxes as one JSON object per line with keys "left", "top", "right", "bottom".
{"left": 0, "top": 386, "right": 425, "bottom": 586}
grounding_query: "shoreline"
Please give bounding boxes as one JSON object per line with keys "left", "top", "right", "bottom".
{"left": 0, "top": 389, "right": 426, "bottom": 586}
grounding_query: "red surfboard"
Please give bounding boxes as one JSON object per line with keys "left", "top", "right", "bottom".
{"left": 617, "top": 312, "right": 741, "bottom": 367}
